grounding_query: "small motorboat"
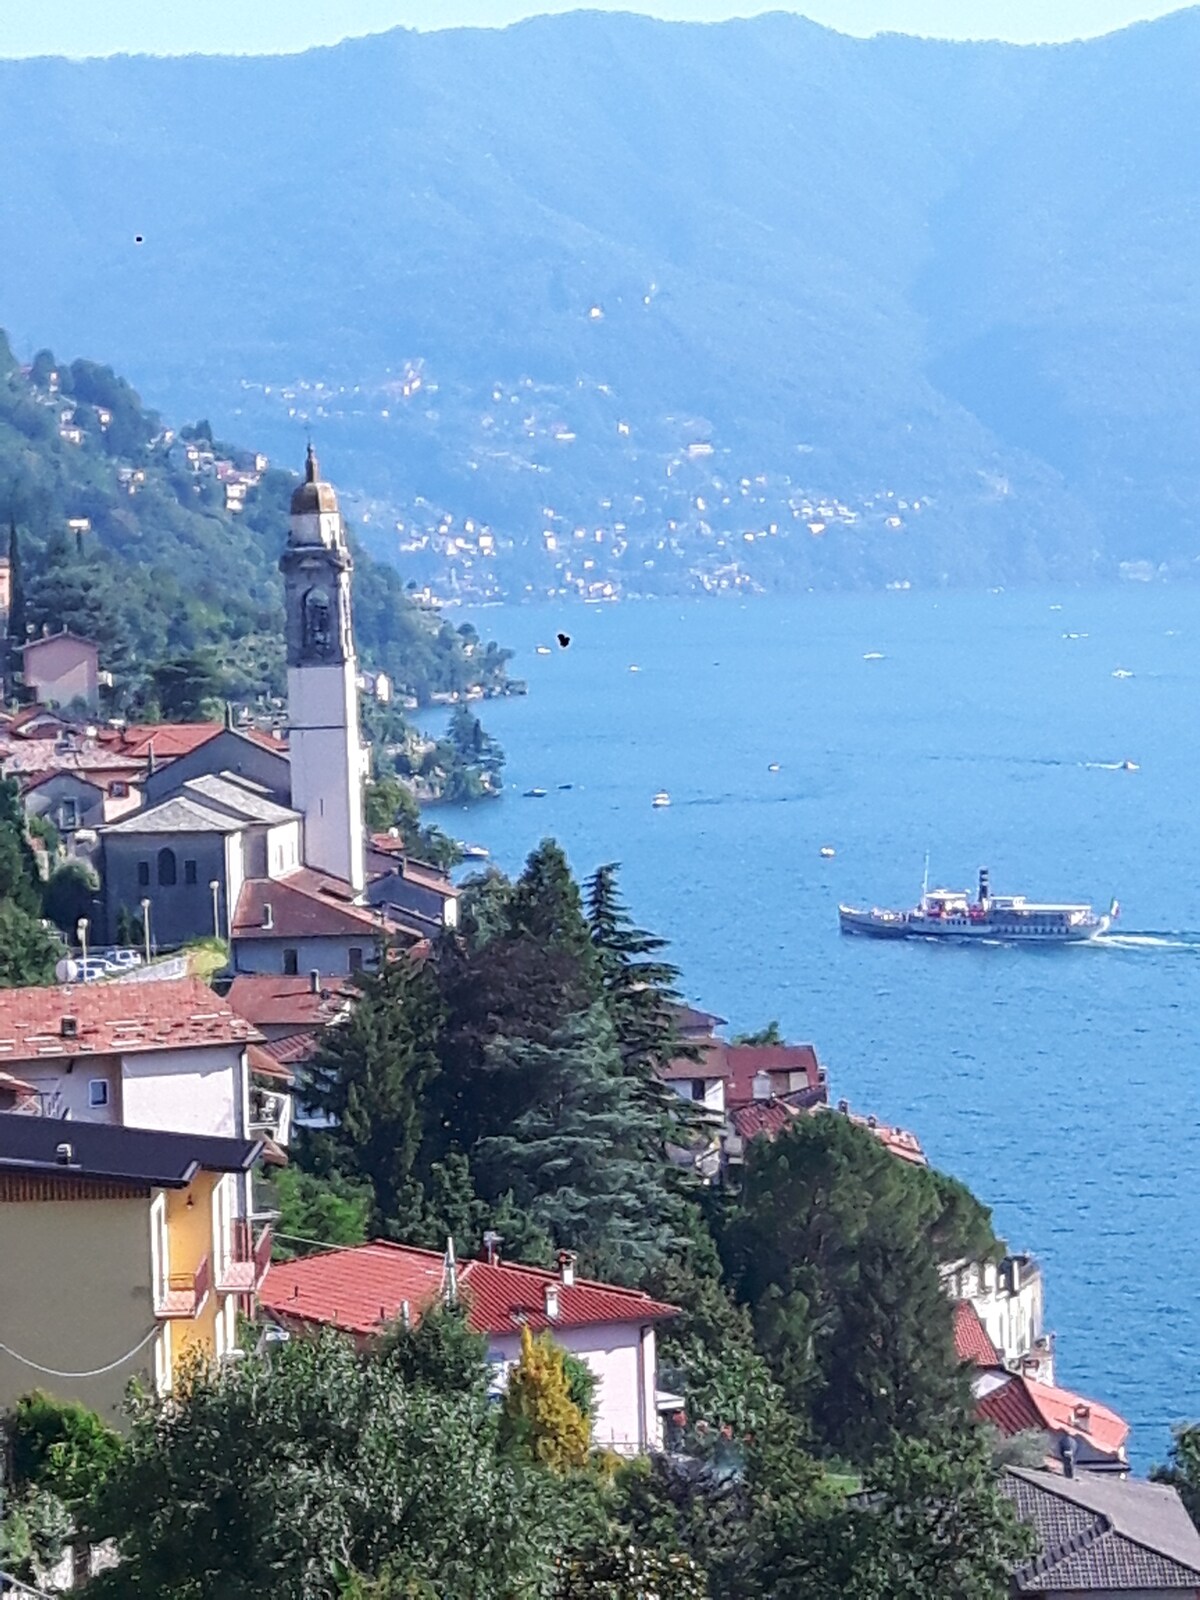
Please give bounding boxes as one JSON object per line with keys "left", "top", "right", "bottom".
{"left": 768, "top": 762, "right": 781, "bottom": 773}
{"left": 523, "top": 787, "right": 547, "bottom": 798}
{"left": 558, "top": 783, "right": 573, "bottom": 791}
{"left": 1112, "top": 668, "right": 1134, "bottom": 679}
{"left": 461, "top": 844, "right": 490, "bottom": 860}
{"left": 652, "top": 791, "right": 671, "bottom": 808}
{"left": 1121, "top": 759, "right": 1139, "bottom": 772}
{"left": 629, "top": 664, "right": 641, "bottom": 673}
{"left": 535, "top": 645, "right": 552, "bottom": 656}
{"left": 820, "top": 846, "right": 836, "bottom": 859}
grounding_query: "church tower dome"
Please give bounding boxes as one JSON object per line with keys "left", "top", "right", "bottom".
{"left": 290, "top": 443, "right": 341, "bottom": 519}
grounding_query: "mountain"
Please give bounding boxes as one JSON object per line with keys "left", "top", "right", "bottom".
{"left": 3, "top": 10, "right": 1200, "bottom": 594}
{"left": 0, "top": 337, "right": 513, "bottom": 707}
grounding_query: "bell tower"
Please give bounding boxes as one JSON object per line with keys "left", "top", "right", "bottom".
{"left": 280, "top": 446, "right": 365, "bottom": 892}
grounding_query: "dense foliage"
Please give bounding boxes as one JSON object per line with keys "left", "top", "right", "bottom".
{"left": 0, "top": 777, "right": 61, "bottom": 986}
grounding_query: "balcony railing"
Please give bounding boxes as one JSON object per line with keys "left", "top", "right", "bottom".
{"left": 216, "top": 1220, "right": 274, "bottom": 1294}
{"left": 249, "top": 1089, "right": 288, "bottom": 1134}
{"left": 155, "top": 1253, "right": 211, "bottom": 1319}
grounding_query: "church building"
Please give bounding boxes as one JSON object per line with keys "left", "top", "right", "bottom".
{"left": 100, "top": 450, "right": 451, "bottom": 973}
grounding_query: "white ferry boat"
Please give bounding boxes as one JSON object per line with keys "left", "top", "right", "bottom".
{"left": 839, "top": 868, "right": 1117, "bottom": 944}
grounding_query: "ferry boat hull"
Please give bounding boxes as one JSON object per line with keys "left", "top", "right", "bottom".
{"left": 839, "top": 869, "right": 1116, "bottom": 945}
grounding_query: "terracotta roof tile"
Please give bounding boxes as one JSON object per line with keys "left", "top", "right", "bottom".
{"left": 0, "top": 976, "right": 261, "bottom": 1062}
{"left": 730, "top": 1099, "right": 803, "bottom": 1141}
{"left": 102, "top": 722, "right": 223, "bottom": 760}
{"left": 233, "top": 869, "right": 417, "bottom": 941}
{"left": 724, "top": 1044, "right": 824, "bottom": 1106}
{"left": 954, "top": 1301, "right": 1002, "bottom": 1367}
{"left": 225, "top": 974, "right": 355, "bottom": 1030}
{"left": 261, "top": 1240, "right": 680, "bottom": 1340}
{"left": 977, "top": 1373, "right": 1129, "bottom": 1457}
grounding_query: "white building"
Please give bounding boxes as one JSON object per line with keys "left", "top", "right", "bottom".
{"left": 944, "top": 1253, "right": 1054, "bottom": 1384}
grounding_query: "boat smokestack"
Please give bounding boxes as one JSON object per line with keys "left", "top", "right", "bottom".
{"left": 978, "top": 867, "right": 990, "bottom": 907}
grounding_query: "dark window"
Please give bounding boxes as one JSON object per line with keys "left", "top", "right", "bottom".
{"left": 690, "top": 1079, "right": 707, "bottom": 1102}
{"left": 110, "top": 781, "right": 127, "bottom": 798}
{"left": 137, "top": 860, "right": 150, "bottom": 888}
{"left": 157, "top": 848, "right": 177, "bottom": 887}
{"left": 282, "top": 948, "right": 299, "bottom": 976}
{"left": 348, "top": 947, "right": 364, "bottom": 973}
{"left": 184, "top": 860, "right": 197, "bottom": 885}
{"left": 88, "top": 1079, "right": 109, "bottom": 1108}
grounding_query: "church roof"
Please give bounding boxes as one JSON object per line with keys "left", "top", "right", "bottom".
{"left": 181, "top": 773, "right": 299, "bottom": 825}
{"left": 290, "top": 444, "right": 340, "bottom": 516}
{"left": 101, "top": 795, "right": 244, "bottom": 835}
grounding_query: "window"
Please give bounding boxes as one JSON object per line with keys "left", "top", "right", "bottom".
{"left": 137, "top": 860, "right": 150, "bottom": 888}
{"left": 690, "top": 1078, "right": 708, "bottom": 1102}
{"left": 88, "top": 1079, "right": 109, "bottom": 1108}
{"left": 348, "top": 946, "right": 364, "bottom": 973}
{"left": 184, "top": 860, "right": 197, "bottom": 885}
{"left": 110, "top": 781, "right": 128, "bottom": 798}
{"left": 59, "top": 799, "right": 79, "bottom": 830}
{"left": 282, "top": 948, "right": 299, "bottom": 976}
{"left": 157, "top": 847, "right": 177, "bottom": 887}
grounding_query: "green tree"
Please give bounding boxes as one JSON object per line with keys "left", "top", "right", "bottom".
{"left": 722, "top": 1113, "right": 993, "bottom": 1461}
{"left": 1153, "top": 1424, "right": 1200, "bottom": 1529}
{"left": 556, "top": 1540, "right": 708, "bottom": 1599}
{"left": 9, "top": 1390, "right": 124, "bottom": 1509}
{"left": 0, "top": 780, "right": 60, "bottom": 986}
{"left": 83, "top": 1330, "right": 573, "bottom": 1599}
{"left": 474, "top": 1004, "right": 678, "bottom": 1281}
{"left": 271, "top": 1166, "right": 372, "bottom": 1259}
{"left": 378, "top": 1300, "right": 490, "bottom": 1399}
{"left": 301, "top": 959, "right": 444, "bottom": 1230}
{"left": 42, "top": 859, "right": 100, "bottom": 934}
{"left": 731, "top": 1020, "right": 784, "bottom": 1046}
{"left": 499, "top": 1325, "right": 591, "bottom": 1473}
{"left": 148, "top": 651, "right": 226, "bottom": 720}
{"left": 7, "top": 514, "right": 26, "bottom": 675}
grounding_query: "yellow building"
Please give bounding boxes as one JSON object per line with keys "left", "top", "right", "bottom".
{"left": 0, "top": 1112, "right": 267, "bottom": 1426}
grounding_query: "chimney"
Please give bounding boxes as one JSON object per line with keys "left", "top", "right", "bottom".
{"left": 309, "top": 968, "right": 320, "bottom": 994}
{"left": 1059, "top": 1435, "right": 1077, "bottom": 1478}
{"left": 751, "top": 1070, "right": 772, "bottom": 1102}
{"left": 482, "top": 1230, "right": 503, "bottom": 1266}
{"left": 557, "top": 1250, "right": 577, "bottom": 1287}
{"left": 400, "top": 1300, "right": 411, "bottom": 1328}
{"left": 1009, "top": 1257, "right": 1021, "bottom": 1296}
{"left": 147, "top": 740, "right": 156, "bottom": 775}
{"left": 867, "top": 1114, "right": 878, "bottom": 1129}
{"left": 262, "top": 902, "right": 274, "bottom": 931}
{"left": 55, "top": 1142, "right": 74, "bottom": 1165}
{"left": 1073, "top": 1404, "right": 1091, "bottom": 1433}
{"left": 60, "top": 1016, "right": 78, "bottom": 1040}
{"left": 837, "top": 1098, "right": 849, "bottom": 1115}
{"left": 544, "top": 1281, "right": 560, "bottom": 1320}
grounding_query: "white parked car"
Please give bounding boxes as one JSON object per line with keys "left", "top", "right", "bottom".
{"left": 98, "top": 947, "right": 144, "bottom": 970}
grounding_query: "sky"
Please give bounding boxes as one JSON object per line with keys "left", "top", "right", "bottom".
{"left": 0, "top": 0, "right": 1191, "bottom": 57}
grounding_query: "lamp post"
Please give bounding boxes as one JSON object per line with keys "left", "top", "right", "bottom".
{"left": 140, "top": 898, "right": 152, "bottom": 965}
{"left": 76, "top": 917, "right": 89, "bottom": 968}
{"left": 209, "top": 880, "right": 221, "bottom": 941}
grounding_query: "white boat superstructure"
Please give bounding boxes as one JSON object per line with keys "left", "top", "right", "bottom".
{"left": 839, "top": 868, "right": 1117, "bottom": 944}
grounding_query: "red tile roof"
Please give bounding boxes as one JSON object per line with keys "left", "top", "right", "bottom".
{"left": 954, "top": 1301, "right": 1002, "bottom": 1367}
{"left": 233, "top": 869, "right": 414, "bottom": 940}
{"left": 0, "top": 976, "right": 261, "bottom": 1062}
{"left": 102, "top": 722, "right": 223, "bottom": 760}
{"left": 977, "top": 1372, "right": 1129, "bottom": 1458}
{"left": 226, "top": 973, "right": 356, "bottom": 1030}
{"left": 724, "top": 1044, "right": 824, "bottom": 1106}
{"left": 261, "top": 1241, "right": 680, "bottom": 1340}
{"left": 251, "top": 1030, "right": 320, "bottom": 1068}
{"left": 247, "top": 1043, "right": 296, "bottom": 1084}
{"left": 730, "top": 1098, "right": 803, "bottom": 1141}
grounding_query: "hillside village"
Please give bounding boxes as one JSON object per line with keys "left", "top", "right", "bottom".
{"left": 2, "top": 449, "right": 1197, "bottom": 1598}
{"left": 241, "top": 364, "right": 931, "bottom": 604}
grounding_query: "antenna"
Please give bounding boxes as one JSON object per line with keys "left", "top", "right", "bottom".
{"left": 444, "top": 1235, "right": 458, "bottom": 1306}
{"left": 921, "top": 851, "right": 930, "bottom": 902}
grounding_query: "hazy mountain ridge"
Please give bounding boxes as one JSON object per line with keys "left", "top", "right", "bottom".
{"left": 3, "top": 9, "right": 1199, "bottom": 594}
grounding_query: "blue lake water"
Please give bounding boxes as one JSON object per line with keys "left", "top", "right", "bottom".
{"left": 439, "top": 587, "right": 1200, "bottom": 1466}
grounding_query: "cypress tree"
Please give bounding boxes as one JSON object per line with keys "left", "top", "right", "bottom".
{"left": 6, "top": 516, "right": 25, "bottom": 682}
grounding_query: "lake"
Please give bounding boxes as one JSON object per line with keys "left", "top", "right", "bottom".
{"left": 439, "top": 586, "right": 1200, "bottom": 1466}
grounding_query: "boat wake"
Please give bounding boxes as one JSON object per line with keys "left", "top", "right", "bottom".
{"left": 1096, "top": 932, "right": 1200, "bottom": 952}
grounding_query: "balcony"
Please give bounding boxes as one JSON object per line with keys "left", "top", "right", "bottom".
{"left": 216, "top": 1220, "right": 274, "bottom": 1294}
{"left": 155, "top": 1253, "right": 211, "bottom": 1319}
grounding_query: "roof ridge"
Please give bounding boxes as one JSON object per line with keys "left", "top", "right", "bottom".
{"left": 1022, "top": 1513, "right": 1110, "bottom": 1579}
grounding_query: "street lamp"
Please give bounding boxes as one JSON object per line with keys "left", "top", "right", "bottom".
{"left": 209, "top": 880, "right": 221, "bottom": 940}
{"left": 76, "top": 917, "right": 89, "bottom": 968}
{"left": 139, "top": 898, "right": 152, "bottom": 965}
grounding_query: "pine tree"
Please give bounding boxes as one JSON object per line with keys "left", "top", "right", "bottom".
{"left": 499, "top": 1325, "right": 591, "bottom": 1472}
{"left": 474, "top": 1003, "right": 678, "bottom": 1280}
{"left": 507, "top": 840, "right": 598, "bottom": 972}
{"left": 302, "top": 958, "right": 444, "bottom": 1230}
